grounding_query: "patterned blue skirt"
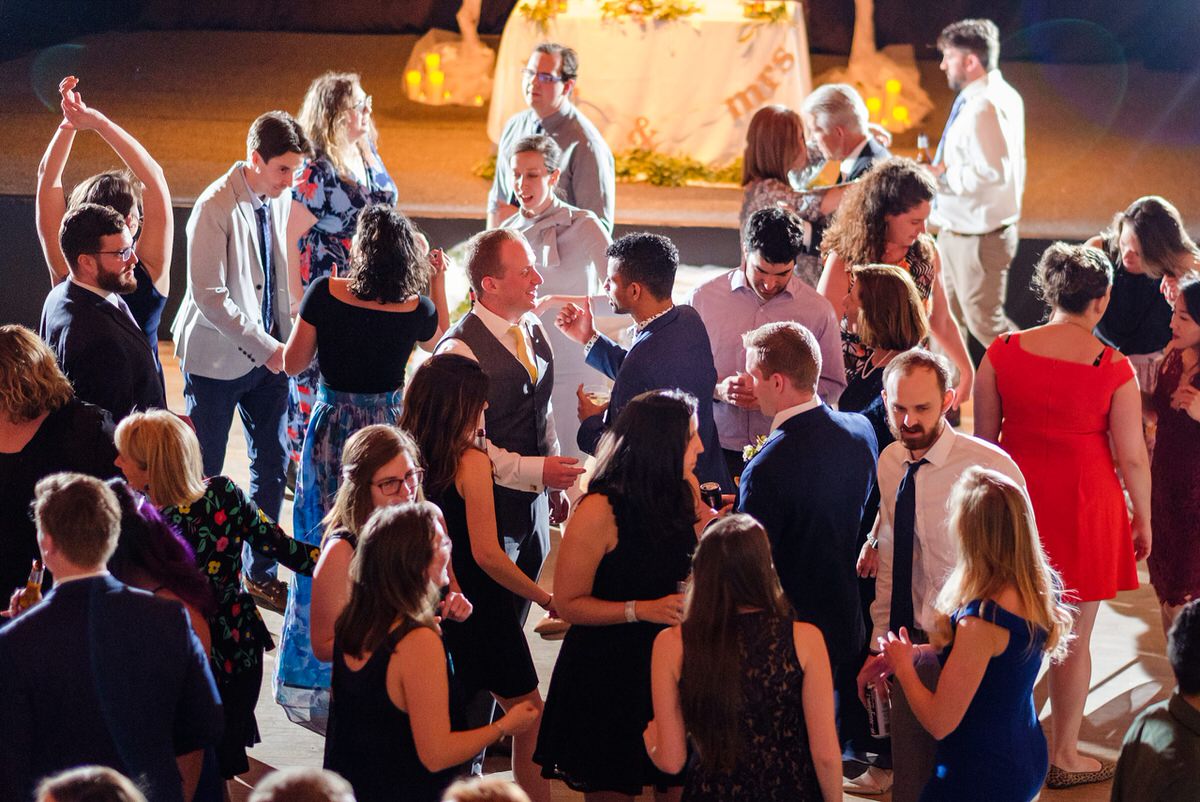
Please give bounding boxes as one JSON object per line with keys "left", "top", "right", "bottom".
{"left": 273, "top": 385, "right": 402, "bottom": 733}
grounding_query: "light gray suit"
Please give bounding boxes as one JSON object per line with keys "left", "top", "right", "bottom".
{"left": 172, "top": 161, "right": 294, "bottom": 583}
{"left": 172, "top": 162, "right": 292, "bottom": 379}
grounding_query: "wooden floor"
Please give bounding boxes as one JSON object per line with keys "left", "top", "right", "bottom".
{"left": 158, "top": 342, "right": 1173, "bottom": 802}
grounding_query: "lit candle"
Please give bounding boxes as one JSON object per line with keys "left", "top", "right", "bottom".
{"left": 405, "top": 70, "right": 421, "bottom": 98}
{"left": 885, "top": 78, "right": 902, "bottom": 95}
{"left": 425, "top": 52, "right": 441, "bottom": 73}
{"left": 429, "top": 70, "right": 445, "bottom": 104}
{"left": 865, "top": 96, "right": 882, "bottom": 123}
{"left": 892, "top": 105, "right": 909, "bottom": 124}
{"left": 474, "top": 95, "right": 484, "bottom": 106}
{"left": 443, "top": 90, "right": 452, "bottom": 101}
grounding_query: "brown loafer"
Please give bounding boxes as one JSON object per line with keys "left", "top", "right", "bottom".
{"left": 1045, "top": 761, "right": 1116, "bottom": 789}
{"left": 245, "top": 576, "right": 288, "bottom": 614}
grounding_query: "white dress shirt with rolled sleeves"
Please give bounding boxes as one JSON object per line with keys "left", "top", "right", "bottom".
{"left": 437, "top": 302, "right": 560, "bottom": 494}
{"left": 869, "top": 424, "right": 1026, "bottom": 644}
{"left": 929, "top": 70, "right": 1026, "bottom": 235}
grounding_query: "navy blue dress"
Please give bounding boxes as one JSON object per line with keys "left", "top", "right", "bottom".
{"left": 920, "top": 600, "right": 1049, "bottom": 802}
{"left": 124, "top": 262, "right": 167, "bottom": 376}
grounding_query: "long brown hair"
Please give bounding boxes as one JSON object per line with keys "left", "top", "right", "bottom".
{"left": 854, "top": 264, "right": 930, "bottom": 350}
{"left": 932, "top": 468, "right": 1074, "bottom": 660}
{"left": 741, "top": 104, "right": 806, "bottom": 186}
{"left": 679, "top": 514, "right": 792, "bottom": 772}
{"left": 321, "top": 425, "right": 421, "bottom": 546}
{"left": 297, "top": 71, "right": 377, "bottom": 180}
{"left": 399, "top": 354, "right": 489, "bottom": 499}
{"left": 822, "top": 157, "right": 936, "bottom": 265}
{"left": 1104, "top": 195, "right": 1200, "bottom": 280}
{"left": 334, "top": 502, "right": 442, "bottom": 659}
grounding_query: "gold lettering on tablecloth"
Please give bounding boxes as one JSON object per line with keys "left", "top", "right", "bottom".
{"left": 724, "top": 46, "right": 796, "bottom": 122}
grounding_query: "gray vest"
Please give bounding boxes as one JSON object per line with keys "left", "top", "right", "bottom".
{"left": 440, "top": 312, "right": 554, "bottom": 540}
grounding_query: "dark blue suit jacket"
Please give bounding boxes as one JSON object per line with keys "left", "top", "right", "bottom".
{"left": 0, "top": 575, "right": 223, "bottom": 802}
{"left": 578, "top": 305, "right": 732, "bottom": 491}
{"left": 736, "top": 404, "right": 878, "bottom": 665}
{"left": 40, "top": 280, "right": 166, "bottom": 421}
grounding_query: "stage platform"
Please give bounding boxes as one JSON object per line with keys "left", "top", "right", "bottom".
{"left": 1, "top": 29, "right": 1198, "bottom": 234}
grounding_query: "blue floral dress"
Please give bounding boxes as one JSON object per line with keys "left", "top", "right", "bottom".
{"left": 286, "top": 147, "right": 397, "bottom": 464}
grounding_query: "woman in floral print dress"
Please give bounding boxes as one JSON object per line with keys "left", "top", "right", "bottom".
{"left": 114, "top": 410, "right": 319, "bottom": 788}
{"left": 285, "top": 71, "right": 398, "bottom": 465}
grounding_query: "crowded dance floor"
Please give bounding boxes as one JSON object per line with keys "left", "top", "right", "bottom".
{"left": 1, "top": 2, "right": 1198, "bottom": 801}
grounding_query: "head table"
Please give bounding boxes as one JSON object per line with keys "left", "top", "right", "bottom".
{"left": 487, "top": 1, "right": 813, "bottom": 167}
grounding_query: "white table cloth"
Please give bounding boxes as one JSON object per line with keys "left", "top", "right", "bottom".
{"left": 487, "top": 1, "right": 812, "bottom": 165}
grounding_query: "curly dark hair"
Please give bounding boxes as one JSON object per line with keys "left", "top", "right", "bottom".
{"left": 821, "top": 157, "right": 936, "bottom": 265}
{"left": 1034, "top": 242, "right": 1112, "bottom": 314}
{"left": 346, "top": 204, "right": 431, "bottom": 303}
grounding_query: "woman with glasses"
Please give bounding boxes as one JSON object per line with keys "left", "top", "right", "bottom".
{"left": 36, "top": 76, "right": 173, "bottom": 375}
{"left": 402, "top": 354, "right": 553, "bottom": 802}
{"left": 499, "top": 133, "right": 610, "bottom": 463}
{"left": 286, "top": 71, "right": 399, "bottom": 466}
{"left": 274, "top": 204, "right": 449, "bottom": 729}
{"left": 282, "top": 424, "right": 471, "bottom": 733}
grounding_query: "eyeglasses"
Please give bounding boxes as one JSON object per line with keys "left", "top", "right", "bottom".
{"left": 522, "top": 69, "right": 566, "bottom": 85}
{"left": 372, "top": 468, "right": 424, "bottom": 497}
{"left": 89, "top": 246, "right": 135, "bottom": 261}
{"left": 353, "top": 95, "right": 373, "bottom": 112}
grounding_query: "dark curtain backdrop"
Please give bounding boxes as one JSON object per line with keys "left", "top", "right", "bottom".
{"left": 3, "top": 1, "right": 1197, "bottom": 69}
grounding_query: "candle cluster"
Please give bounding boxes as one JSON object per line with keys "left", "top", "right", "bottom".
{"left": 864, "top": 78, "right": 909, "bottom": 129}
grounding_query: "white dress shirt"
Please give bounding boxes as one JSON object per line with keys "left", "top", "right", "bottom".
{"left": 437, "top": 302, "right": 560, "bottom": 493}
{"left": 769, "top": 397, "right": 822, "bottom": 433}
{"left": 870, "top": 424, "right": 1026, "bottom": 643}
{"left": 929, "top": 70, "right": 1026, "bottom": 235}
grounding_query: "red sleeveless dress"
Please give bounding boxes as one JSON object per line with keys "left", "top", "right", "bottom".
{"left": 986, "top": 333, "right": 1138, "bottom": 602}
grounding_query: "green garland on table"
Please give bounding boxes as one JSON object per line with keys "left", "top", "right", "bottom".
{"left": 473, "top": 150, "right": 741, "bottom": 188}
{"left": 598, "top": 0, "right": 703, "bottom": 23}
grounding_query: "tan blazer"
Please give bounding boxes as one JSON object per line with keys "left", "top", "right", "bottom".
{"left": 172, "top": 162, "right": 293, "bottom": 380}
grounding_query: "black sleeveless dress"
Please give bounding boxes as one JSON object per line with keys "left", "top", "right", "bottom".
{"left": 434, "top": 483, "right": 539, "bottom": 699}
{"left": 534, "top": 489, "right": 697, "bottom": 794}
{"left": 683, "top": 612, "right": 822, "bottom": 801}
{"left": 324, "top": 624, "right": 468, "bottom": 802}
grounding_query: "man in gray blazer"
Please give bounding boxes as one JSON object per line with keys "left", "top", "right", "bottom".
{"left": 171, "top": 111, "right": 310, "bottom": 608}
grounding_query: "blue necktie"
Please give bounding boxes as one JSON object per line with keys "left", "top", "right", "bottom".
{"left": 889, "top": 457, "right": 928, "bottom": 634}
{"left": 254, "top": 204, "right": 276, "bottom": 337}
{"left": 933, "top": 93, "right": 966, "bottom": 166}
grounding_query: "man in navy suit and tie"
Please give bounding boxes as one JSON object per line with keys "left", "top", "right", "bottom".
{"left": 0, "top": 473, "right": 223, "bottom": 802}
{"left": 40, "top": 203, "right": 166, "bottom": 420}
{"left": 736, "top": 321, "right": 878, "bottom": 756}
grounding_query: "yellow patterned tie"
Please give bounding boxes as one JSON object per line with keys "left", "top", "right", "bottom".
{"left": 509, "top": 324, "right": 538, "bottom": 382}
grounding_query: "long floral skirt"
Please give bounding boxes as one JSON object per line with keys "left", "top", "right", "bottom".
{"left": 273, "top": 385, "right": 403, "bottom": 733}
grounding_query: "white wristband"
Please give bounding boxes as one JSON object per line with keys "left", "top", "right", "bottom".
{"left": 624, "top": 600, "right": 638, "bottom": 623}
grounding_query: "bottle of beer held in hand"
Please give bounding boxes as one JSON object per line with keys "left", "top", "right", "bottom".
{"left": 15, "top": 559, "right": 44, "bottom": 613}
{"left": 915, "top": 132, "right": 933, "bottom": 165}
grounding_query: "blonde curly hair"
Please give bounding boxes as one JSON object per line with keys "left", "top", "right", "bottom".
{"left": 0, "top": 325, "right": 73, "bottom": 423}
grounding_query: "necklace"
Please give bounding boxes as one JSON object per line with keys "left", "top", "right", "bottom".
{"left": 1048, "top": 315, "right": 1095, "bottom": 336}
{"left": 855, "top": 348, "right": 896, "bottom": 380}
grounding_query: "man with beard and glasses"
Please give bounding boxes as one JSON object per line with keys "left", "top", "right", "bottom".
{"left": 850, "top": 347, "right": 1024, "bottom": 800}
{"left": 40, "top": 203, "right": 166, "bottom": 421}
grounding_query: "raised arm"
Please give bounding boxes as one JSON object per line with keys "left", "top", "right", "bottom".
{"left": 60, "top": 78, "right": 173, "bottom": 295}
{"left": 35, "top": 117, "right": 75, "bottom": 284}
{"left": 417, "top": 248, "right": 451, "bottom": 353}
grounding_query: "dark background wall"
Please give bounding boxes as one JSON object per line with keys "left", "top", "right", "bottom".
{"left": 4, "top": 2, "right": 1199, "bottom": 69}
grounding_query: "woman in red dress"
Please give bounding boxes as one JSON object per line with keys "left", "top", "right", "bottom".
{"left": 974, "top": 242, "right": 1151, "bottom": 789}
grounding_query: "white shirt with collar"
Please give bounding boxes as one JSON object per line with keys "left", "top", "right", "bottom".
{"left": 839, "top": 136, "right": 870, "bottom": 180}
{"left": 930, "top": 69, "right": 1026, "bottom": 235}
{"left": 769, "top": 396, "right": 822, "bottom": 433}
{"left": 869, "top": 423, "right": 1026, "bottom": 644}
{"left": 437, "top": 302, "right": 560, "bottom": 493}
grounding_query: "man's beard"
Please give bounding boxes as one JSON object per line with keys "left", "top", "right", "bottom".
{"left": 96, "top": 266, "right": 137, "bottom": 294}
{"left": 890, "top": 418, "right": 944, "bottom": 452}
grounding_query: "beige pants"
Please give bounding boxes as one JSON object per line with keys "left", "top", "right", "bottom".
{"left": 938, "top": 226, "right": 1019, "bottom": 349}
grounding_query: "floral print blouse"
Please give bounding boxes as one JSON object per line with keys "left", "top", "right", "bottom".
{"left": 162, "top": 476, "right": 319, "bottom": 679}
{"left": 291, "top": 146, "right": 397, "bottom": 287}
